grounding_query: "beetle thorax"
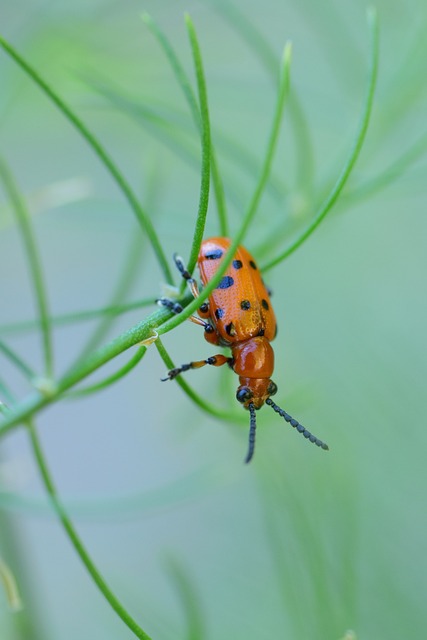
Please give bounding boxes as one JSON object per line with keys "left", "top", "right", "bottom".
{"left": 232, "top": 337, "right": 276, "bottom": 409}
{"left": 231, "top": 336, "right": 274, "bottom": 379}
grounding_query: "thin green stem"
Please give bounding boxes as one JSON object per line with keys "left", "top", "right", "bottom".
{"left": 0, "top": 378, "right": 14, "bottom": 405}
{"left": 94, "top": 80, "right": 283, "bottom": 210}
{"left": 70, "top": 232, "right": 145, "bottom": 370}
{"left": 155, "top": 338, "right": 244, "bottom": 422}
{"left": 261, "top": 8, "right": 379, "bottom": 272}
{"left": 165, "top": 557, "right": 205, "bottom": 640}
{"left": 142, "top": 13, "right": 227, "bottom": 239}
{"left": 0, "top": 303, "right": 175, "bottom": 438}
{"left": 0, "top": 159, "right": 53, "bottom": 377}
{"left": 243, "top": 43, "right": 291, "bottom": 234}
{"left": 288, "top": 93, "right": 315, "bottom": 195}
{"left": 184, "top": 14, "right": 211, "bottom": 277}
{"left": 210, "top": 151, "right": 228, "bottom": 237}
{"left": 156, "top": 42, "right": 292, "bottom": 336}
{"left": 0, "top": 36, "right": 172, "bottom": 283}
{"left": 0, "top": 298, "right": 154, "bottom": 335}
{"left": 0, "top": 37, "right": 290, "bottom": 439}
{"left": 344, "top": 129, "right": 427, "bottom": 204}
{"left": 209, "top": 0, "right": 314, "bottom": 195}
{"left": 0, "top": 340, "right": 36, "bottom": 381}
{"left": 142, "top": 14, "right": 200, "bottom": 125}
{"left": 67, "top": 345, "right": 146, "bottom": 397}
{"left": 26, "top": 421, "right": 152, "bottom": 640}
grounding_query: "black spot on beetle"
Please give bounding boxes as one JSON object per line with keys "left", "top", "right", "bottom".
{"left": 258, "top": 328, "right": 265, "bottom": 336}
{"left": 204, "top": 249, "right": 223, "bottom": 260}
{"left": 233, "top": 259, "right": 243, "bottom": 269}
{"left": 215, "top": 308, "right": 224, "bottom": 320}
{"left": 261, "top": 299, "right": 269, "bottom": 310}
{"left": 225, "top": 322, "right": 236, "bottom": 336}
{"left": 217, "top": 276, "right": 234, "bottom": 289}
{"left": 249, "top": 260, "right": 257, "bottom": 270}
{"left": 240, "top": 300, "right": 251, "bottom": 310}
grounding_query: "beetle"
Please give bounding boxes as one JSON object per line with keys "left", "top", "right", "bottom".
{"left": 158, "top": 237, "right": 328, "bottom": 463}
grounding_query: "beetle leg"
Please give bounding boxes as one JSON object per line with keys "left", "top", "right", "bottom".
{"left": 162, "top": 354, "right": 232, "bottom": 381}
{"left": 156, "top": 297, "right": 183, "bottom": 314}
{"left": 173, "top": 253, "right": 200, "bottom": 299}
{"left": 157, "top": 297, "right": 214, "bottom": 334}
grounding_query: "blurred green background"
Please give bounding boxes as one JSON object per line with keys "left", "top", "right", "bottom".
{"left": 1, "top": 1, "right": 426, "bottom": 639}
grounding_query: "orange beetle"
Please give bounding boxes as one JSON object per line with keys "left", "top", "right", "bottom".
{"left": 159, "top": 237, "right": 328, "bottom": 463}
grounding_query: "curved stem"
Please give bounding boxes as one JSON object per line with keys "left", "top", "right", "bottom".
{"left": 157, "top": 42, "right": 292, "bottom": 336}
{"left": 184, "top": 14, "right": 211, "bottom": 277}
{"left": 0, "top": 298, "right": 154, "bottom": 335}
{"left": 0, "top": 159, "right": 53, "bottom": 377}
{"left": 0, "top": 340, "right": 36, "bottom": 381}
{"left": 0, "top": 303, "right": 174, "bottom": 438}
{"left": 142, "top": 14, "right": 227, "bottom": 240}
{"left": 155, "top": 338, "right": 244, "bottom": 422}
{"left": 343, "top": 129, "right": 427, "bottom": 204}
{"left": 67, "top": 345, "right": 147, "bottom": 397}
{"left": 26, "top": 420, "right": 152, "bottom": 639}
{"left": 0, "top": 36, "right": 172, "bottom": 284}
{"left": 70, "top": 232, "right": 146, "bottom": 370}
{"left": 262, "top": 7, "right": 379, "bottom": 272}
{"left": 0, "top": 33, "right": 291, "bottom": 440}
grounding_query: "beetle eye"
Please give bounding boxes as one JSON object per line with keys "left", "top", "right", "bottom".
{"left": 267, "top": 381, "right": 278, "bottom": 396}
{"left": 236, "top": 387, "right": 253, "bottom": 404}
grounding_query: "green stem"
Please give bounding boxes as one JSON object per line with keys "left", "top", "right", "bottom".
{"left": 67, "top": 346, "right": 147, "bottom": 397}
{"left": 70, "top": 232, "right": 146, "bottom": 370}
{"left": 142, "top": 13, "right": 227, "bottom": 239}
{"left": 156, "top": 42, "right": 292, "bottom": 337}
{"left": 261, "top": 7, "right": 379, "bottom": 271}
{"left": 0, "top": 298, "right": 154, "bottom": 335}
{"left": 165, "top": 557, "right": 205, "bottom": 640}
{"left": 184, "top": 14, "right": 211, "bottom": 277}
{"left": 0, "top": 304, "right": 174, "bottom": 438}
{"left": 242, "top": 43, "right": 291, "bottom": 236}
{"left": 0, "top": 36, "right": 172, "bottom": 284}
{"left": 155, "top": 338, "right": 244, "bottom": 422}
{"left": 210, "top": 0, "right": 314, "bottom": 196}
{"left": 344, "top": 129, "right": 427, "bottom": 204}
{"left": 26, "top": 421, "right": 152, "bottom": 640}
{"left": 0, "top": 34, "right": 290, "bottom": 440}
{"left": 0, "top": 159, "right": 53, "bottom": 377}
{"left": 0, "top": 340, "right": 36, "bottom": 381}
{"left": 0, "top": 378, "right": 14, "bottom": 405}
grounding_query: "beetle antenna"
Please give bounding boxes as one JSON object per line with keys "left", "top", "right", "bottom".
{"left": 245, "top": 403, "right": 257, "bottom": 464}
{"left": 265, "top": 398, "right": 329, "bottom": 450}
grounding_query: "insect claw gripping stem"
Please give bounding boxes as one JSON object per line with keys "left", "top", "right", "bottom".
{"left": 173, "top": 253, "right": 187, "bottom": 277}
{"left": 265, "top": 398, "right": 329, "bottom": 450}
{"left": 161, "top": 366, "right": 189, "bottom": 382}
{"left": 173, "top": 253, "right": 199, "bottom": 298}
{"left": 156, "top": 297, "right": 183, "bottom": 314}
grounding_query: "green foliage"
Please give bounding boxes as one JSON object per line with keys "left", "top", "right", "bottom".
{"left": 0, "top": 2, "right": 426, "bottom": 639}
